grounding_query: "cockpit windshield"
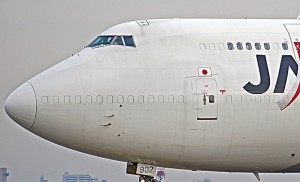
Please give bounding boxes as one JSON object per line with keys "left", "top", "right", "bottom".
{"left": 112, "top": 36, "right": 124, "bottom": 45}
{"left": 87, "top": 35, "right": 135, "bottom": 48}
{"left": 87, "top": 36, "right": 114, "bottom": 47}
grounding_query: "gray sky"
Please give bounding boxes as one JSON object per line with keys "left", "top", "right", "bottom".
{"left": 1, "top": 0, "right": 300, "bottom": 181}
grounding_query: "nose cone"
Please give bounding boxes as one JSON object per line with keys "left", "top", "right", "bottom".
{"left": 5, "top": 82, "right": 36, "bottom": 129}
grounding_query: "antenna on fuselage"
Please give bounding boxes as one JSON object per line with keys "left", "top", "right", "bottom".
{"left": 253, "top": 171, "right": 260, "bottom": 181}
{"left": 136, "top": 20, "right": 149, "bottom": 26}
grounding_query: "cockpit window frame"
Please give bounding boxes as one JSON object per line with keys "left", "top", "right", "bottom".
{"left": 87, "top": 35, "right": 136, "bottom": 48}
{"left": 123, "top": 35, "right": 136, "bottom": 47}
{"left": 87, "top": 35, "right": 115, "bottom": 47}
{"left": 111, "top": 36, "right": 124, "bottom": 46}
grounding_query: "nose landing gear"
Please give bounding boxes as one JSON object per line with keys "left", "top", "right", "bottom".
{"left": 127, "top": 162, "right": 160, "bottom": 182}
{"left": 139, "top": 175, "right": 159, "bottom": 182}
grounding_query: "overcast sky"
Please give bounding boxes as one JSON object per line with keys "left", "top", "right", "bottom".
{"left": 2, "top": 0, "right": 300, "bottom": 182}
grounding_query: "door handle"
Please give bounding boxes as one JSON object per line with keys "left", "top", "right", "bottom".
{"left": 203, "top": 94, "right": 207, "bottom": 105}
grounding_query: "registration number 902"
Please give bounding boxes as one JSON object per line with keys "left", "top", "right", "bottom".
{"left": 136, "top": 163, "right": 157, "bottom": 177}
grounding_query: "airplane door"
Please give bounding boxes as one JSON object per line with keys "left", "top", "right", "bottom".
{"left": 192, "top": 78, "right": 218, "bottom": 120}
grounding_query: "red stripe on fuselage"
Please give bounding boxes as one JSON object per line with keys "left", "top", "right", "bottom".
{"left": 295, "top": 42, "right": 300, "bottom": 61}
{"left": 283, "top": 82, "right": 300, "bottom": 110}
{"left": 285, "top": 42, "right": 300, "bottom": 109}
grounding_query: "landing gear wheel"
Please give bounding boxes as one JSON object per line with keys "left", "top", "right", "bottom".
{"left": 139, "top": 175, "right": 159, "bottom": 182}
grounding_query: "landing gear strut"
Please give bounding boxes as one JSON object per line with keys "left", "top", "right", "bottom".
{"left": 139, "top": 175, "right": 159, "bottom": 182}
{"left": 127, "top": 162, "right": 160, "bottom": 182}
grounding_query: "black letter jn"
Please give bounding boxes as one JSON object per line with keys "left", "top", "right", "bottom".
{"left": 243, "top": 55, "right": 270, "bottom": 94}
{"left": 243, "top": 55, "right": 298, "bottom": 94}
{"left": 274, "top": 55, "right": 298, "bottom": 93}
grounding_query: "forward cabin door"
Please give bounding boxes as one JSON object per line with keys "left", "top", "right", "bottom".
{"left": 191, "top": 78, "right": 218, "bottom": 120}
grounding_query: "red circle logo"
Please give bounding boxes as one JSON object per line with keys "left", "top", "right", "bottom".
{"left": 202, "top": 69, "right": 208, "bottom": 75}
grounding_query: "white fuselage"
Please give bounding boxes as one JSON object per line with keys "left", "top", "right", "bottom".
{"left": 5, "top": 19, "right": 300, "bottom": 174}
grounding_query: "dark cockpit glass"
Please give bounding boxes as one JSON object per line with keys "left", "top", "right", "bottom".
{"left": 123, "top": 36, "right": 135, "bottom": 47}
{"left": 111, "top": 36, "right": 124, "bottom": 45}
{"left": 87, "top": 35, "right": 136, "bottom": 48}
{"left": 87, "top": 36, "right": 114, "bottom": 47}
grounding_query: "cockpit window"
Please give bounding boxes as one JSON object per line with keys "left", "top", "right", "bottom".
{"left": 88, "top": 36, "right": 114, "bottom": 47}
{"left": 112, "top": 36, "right": 124, "bottom": 45}
{"left": 87, "top": 35, "right": 136, "bottom": 48}
{"left": 123, "top": 36, "right": 135, "bottom": 47}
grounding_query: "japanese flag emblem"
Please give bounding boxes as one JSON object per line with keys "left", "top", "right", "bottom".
{"left": 198, "top": 67, "right": 212, "bottom": 77}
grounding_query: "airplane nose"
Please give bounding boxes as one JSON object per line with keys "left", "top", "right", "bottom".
{"left": 5, "top": 82, "right": 37, "bottom": 129}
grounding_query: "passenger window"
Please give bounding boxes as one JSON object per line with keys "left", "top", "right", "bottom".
{"left": 96, "top": 95, "right": 103, "bottom": 104}
{"left": 226, "top": 95, "right": 232, "bottom": 103}
{"left": 218, "top": 43, "right": 225, "bottom": 50}
{"left": 138, "top": 95, "right": 144, "bottom": 104}
{"left": 107, "top": 95, "right": 113, "bottom": 104}
{"left": 209, "top": 95, "right": 215, "bottom": 103}
{"left": 112, "top": 36, "right": 124, "bottom": 45}
{"left": 127, "top": 95, "right": 134, "bottom": 104}
{"left": 123, "top": 36, "right": 135, "bottom": 47}
{"left": 227, "top": 42, "right": 234, "bottom": 50}
{"left": 255, "top": 95, "right": 261, "bottom": 103}
{"left": 237, "top": 42, "right": 243, "bottom": 50}
{"left": 199, "top": 43, "right": 206, "bottom": 50}
{"left": 178, "top": 95, "right": 184, "bottom": 103}
{"left": 246, "top": 42, "right": 252, "bottom": 50}
{"left": 282, "top": 43, "right": 288, "bottom": 50}
{"left": 117, "top": 95, "right": 124, "bottom": 103}
{"left": 75, "top": 95, "right": 81, "bottom": 104}
{"left": 209, "top": 43, "right": 215, "bottom": 50}
{"left": 148, "top": 95, "right": 154, "bottom": 103}
{"left": 86, "top": 95, "right": 92, "bottom": 104}
{"left": 246, "top": 95, "right": 252, "bottom": 102}
{"left": 255, "top": 43, "right": 261, "bottom": 50}
{"left": 168, "top": 95, "right": 174, "bottom": 103}
{"left": 53, "top": 96, "right": 59, "bottom": 104}
{"left": 158, "top": 95, "right": 164, "bottom": 103}
{"left": 273, "top": 95, "right": 280, "bottom": 102}
{"left": 236, "top": 95, "right": 242, "bottom": 103}
{"left": 64, "top": 96, "right": 70, "bottom": 104}
{"left": 41, "top": 96, "right": 48, "bottom": 104}
{"left": 264, "top": 95, "right": 270, "bottom": 103}
{"left": 264, "top": 43, "right": 270, "bottom": 50}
